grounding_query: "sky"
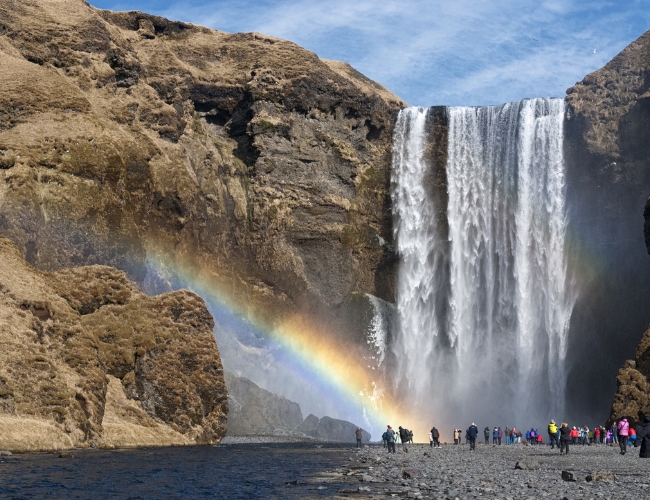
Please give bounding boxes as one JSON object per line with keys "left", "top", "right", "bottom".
{"left": 88, "top": 0, "right": 650, "bottom": 106}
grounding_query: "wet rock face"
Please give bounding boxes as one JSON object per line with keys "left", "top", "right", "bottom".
{"left": 563, "top": 29, "right": 650, "bottom": 420}
{"left": 0, "top": 237, "right": 227, "bottom": 451}
{"left": 0, "top": 0, "right": 405, "bottom": 323}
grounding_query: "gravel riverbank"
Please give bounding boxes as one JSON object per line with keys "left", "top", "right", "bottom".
{"left": 304, "top": 442, "right": 650, "bottom": 499}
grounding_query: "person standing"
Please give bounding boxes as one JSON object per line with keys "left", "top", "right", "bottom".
{"left": 617, "top": 418, "right": 629, "bottom": 455}
{"left": 493, "top": 427, "right": 498, "bottom": 445}
{"left": 548, "top": 420, "right": 559, "bottom": 449}
{"left": 431, "top": 427, "right": 440, "bottom": 448}
{"left": 559, "top": 422, "right": 571, "bottom": 454}
{"left": 504, "top": 427, "right": 510, "bottom": 445}
{"left": 386, "top": 425, "right": 396, "bottom": 454}
{"left": 484, "top": 426, "right": 490, "bottom": 445}
{"left": 468, "top": 423, "right": 478, "bottom": 451}
{"left": 355, "top": 427, "right": 363, "bottom": 448}
{"left": 634, "top": 416, "right": 650, "bottom": 457}
{"left": 629, "top": 426, "right": 637, "bottom": 447}
{"left": 611, "top": 422, "right": 618, "bottom": 444}
{"left": 454, "top": 428, "right": 460, "bottom": 445}
{"left": 399, "top": 426, "right": 409, "bottom": 453}
{"left": 497, "top": 426, "right": 502, "bottom": 445}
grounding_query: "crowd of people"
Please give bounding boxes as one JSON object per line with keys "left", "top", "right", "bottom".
{"left": 381, "top": 425, "right": 414, "bottom": 453}
{"left": 378, "top": 416, "right": 650, "bottom": 457}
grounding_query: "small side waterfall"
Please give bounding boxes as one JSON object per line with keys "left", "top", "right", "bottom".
{"left": 391, "top": 98, "right": 575, "bottom": 425}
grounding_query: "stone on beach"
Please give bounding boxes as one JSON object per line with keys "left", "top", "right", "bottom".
{"left": 515, "top": 458, "right": 541, "bottom": 470}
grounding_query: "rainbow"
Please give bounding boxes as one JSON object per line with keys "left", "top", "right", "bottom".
{"left": 143, "top": 244, "right": 432, "bottom": 442}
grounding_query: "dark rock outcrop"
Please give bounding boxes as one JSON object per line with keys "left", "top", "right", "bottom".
{"left": 224, "top": 374, "right": 370, "bottom": 442}
{"left": 296, "top": 413, "right": 320, "bottom": 435}
{"left": 564, "top": 29, "right": 650, "bottom": 420}
{"left": 224, "top": 371, "right": 303, "bottom": 435}
{"left": 310, "top": 415, "right": 371, "bottom": 443}
{"left": 0, "top": 237, "right": 227, "bottom": 451}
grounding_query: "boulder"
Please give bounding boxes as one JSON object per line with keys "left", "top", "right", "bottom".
{"left": 561, "top": 471, "right": 577, "bottom": 482}
{"left": 403, "top": 468, "right": 420, "bottom": 479}
{"left": 586, "top": 471, "right": 616, "bottom": 482}
{"left": 515, "top": 459, "right": 540, "bottom": 470}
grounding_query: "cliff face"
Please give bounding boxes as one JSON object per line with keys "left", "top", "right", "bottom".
{"left": 609, "top": 326, "right": 650, "bottom": 427}
{"left": 0, "top": 237, "right": 227, "bottom": 451}
{"left": 224, "top": 371, "right": 303, "bottom": 435}
{"left": 224, "top": 372, "right": 370, "bottom": 442}
{"left": 563, "top": 30, "right": 650, "bottom": 420}
{"left": 0, "top": 0, "right": 404, "bottom": 325}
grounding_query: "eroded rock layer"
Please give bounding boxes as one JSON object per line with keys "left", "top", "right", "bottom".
{"left": 0, "top": 0, "right": 404, "bottom": 324}
{"left": 0, "top": 237, "right": 227, "bottom": 451}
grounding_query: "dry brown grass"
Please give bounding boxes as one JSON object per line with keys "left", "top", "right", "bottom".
{"left": 0, "top": 237, "right": 226, "bottom": 452}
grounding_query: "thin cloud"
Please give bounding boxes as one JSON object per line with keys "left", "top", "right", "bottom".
{"left": 90, "top": 0, "right": 650, "bottom": 106}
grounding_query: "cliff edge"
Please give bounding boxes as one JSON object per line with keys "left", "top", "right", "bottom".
{"left": 0, "top": 0, "right": 405, "bottom": 325}
{"left": 0, "top": 237, "right": 227, "bottom": 451}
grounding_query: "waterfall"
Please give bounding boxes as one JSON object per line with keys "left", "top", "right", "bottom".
{"left": 391, "top": 98, "right": 575, "bottom": 426}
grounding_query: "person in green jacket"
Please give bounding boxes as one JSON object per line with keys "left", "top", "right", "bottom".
{"left": 483, "top": 426, "right": 490, "bottom": 445}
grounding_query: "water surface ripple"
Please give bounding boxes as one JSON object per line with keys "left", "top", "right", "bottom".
{"left": 0, "top": 443, "right": 353, "bottom": 499}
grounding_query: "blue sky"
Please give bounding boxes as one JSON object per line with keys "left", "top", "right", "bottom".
{"left": 89, "top": 0, "right": 650, "bottom": 106}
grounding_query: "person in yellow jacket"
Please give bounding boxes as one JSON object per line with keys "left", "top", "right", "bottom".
{"left": 548, "top": 420, "right": 559, "bottom": 449}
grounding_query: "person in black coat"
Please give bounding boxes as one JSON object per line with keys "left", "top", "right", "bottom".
{"left": 559, "top": 422, "right": 571, "bottom": 454}
{"left": 468, "top": 423, "right": 478, "bottom": 451}
{"left": 634, "top": 416, "right": 650, "bottom": 458}
{"left": 398, "top": 426, "right": 409, "bottom": 453}
{"left": 431, "top": 427, "right": 440, "bottom": 448}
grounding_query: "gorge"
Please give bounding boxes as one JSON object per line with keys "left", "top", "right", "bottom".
{"left": 0, "top": 0, "right": 649, "bottom": 448}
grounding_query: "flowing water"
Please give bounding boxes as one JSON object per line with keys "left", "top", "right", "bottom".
{"left": 391, "top": 99, "right": 575, "bottom": 426}
{"left": 0, "top": 443, "right": 355, "bottom": 499}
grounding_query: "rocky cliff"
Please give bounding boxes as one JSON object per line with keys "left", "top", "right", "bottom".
{"left": 608, "top": 197, "right": 650, "bottom": 426}
{"left": 225, "top": 371, "right": 303, "bottom": 435}
{"left": 300, "top": 415, "right": 371, "bottom": 443}
{"left": 0, "top": 237, "right": 227, "bottom": 451}
{"left": 563, "top": 29, "right": 650, "bottom": 420}
{"left": 225, "top": 372, "right": 370, "bottom": 442}
{"left": 0, "top": 0, "right": 404, "bottom": 328}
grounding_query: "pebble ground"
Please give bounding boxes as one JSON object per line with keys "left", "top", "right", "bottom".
{"left": 305, "top": 442, "right": 650, "bottom": 499}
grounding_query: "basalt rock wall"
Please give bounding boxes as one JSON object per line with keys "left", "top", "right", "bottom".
{"left": 564, "top": 30, "right": 650, "bottom": 421}
{"left": 0, "top": 0, "right": 405, "bottom": 328}
{"left": 0, "top": 237, "right": 227, "bottom": 451}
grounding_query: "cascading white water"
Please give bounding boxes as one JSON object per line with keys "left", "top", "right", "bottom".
{"left": 391, "top": 98, "right": 575, "bottom": 426}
